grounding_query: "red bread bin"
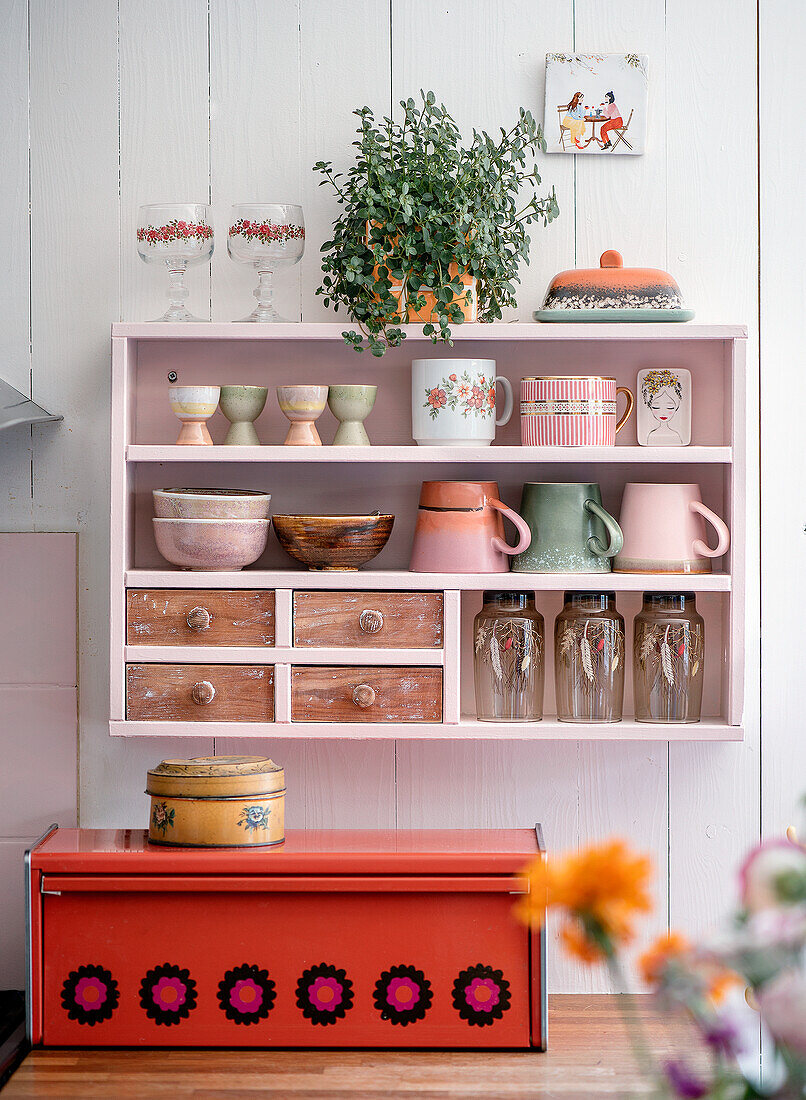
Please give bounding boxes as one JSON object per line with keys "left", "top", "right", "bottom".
{"left": 26, "top": 826, "right": 547, "bottom": 1049}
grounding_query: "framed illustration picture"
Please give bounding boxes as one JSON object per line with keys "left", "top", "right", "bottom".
{"left": 544, "top": 53, "right": 648, "bottom": 155}
{"left": 636, "top": 368, "right": 692, "bottom": 446}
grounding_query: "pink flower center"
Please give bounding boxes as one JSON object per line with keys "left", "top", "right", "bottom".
{"left": 465, "top": 977, "right": 500, "bottom": 1012}
{"left": 153, "top": 976, "right": 186, "bottom": 1011}
{"left": 74, "top": 977, "right": 107, "bottom": 1011}
{"left": 230, "top": 978, "right": 263, "bottom": 1013}
{"left": 309, "top": 976, "right": 343, "bottom": 1011}
{"left": 387, "top": 976, "right": 420, "bottom": 1010}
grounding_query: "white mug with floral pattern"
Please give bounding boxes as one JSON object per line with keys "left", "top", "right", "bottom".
{"left": 412, "top": 359, "right": 514, "bottom": 446}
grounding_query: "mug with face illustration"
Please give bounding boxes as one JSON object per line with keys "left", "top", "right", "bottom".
{"left": 636, "top": 367, "right": 691, "bottom": 446}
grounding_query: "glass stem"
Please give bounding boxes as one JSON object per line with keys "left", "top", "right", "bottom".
{"left": 254, "top": 267, "right": 275, "bottom": 319}
{"left": 165, "top": 262, "right": 190, "bottom": 319}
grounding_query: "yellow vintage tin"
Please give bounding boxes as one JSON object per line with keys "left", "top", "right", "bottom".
{"left": 146, "top": 755, "right": 285, "bottom": 847}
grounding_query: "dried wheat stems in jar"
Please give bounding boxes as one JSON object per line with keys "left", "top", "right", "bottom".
{"left": 554, "top": 592, "right": 625, "bottom": 723}
{"left": 633, "top": 593, "right": 704, "bottom": 723}
{"left": 474, "top": 591, "right": 545, "bottom": 722}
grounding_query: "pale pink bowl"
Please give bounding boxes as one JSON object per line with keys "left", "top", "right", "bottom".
{"left": 153, "top": 518, "right": 270, "bottom": 571}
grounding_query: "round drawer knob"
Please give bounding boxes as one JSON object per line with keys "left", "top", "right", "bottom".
{"left": 191, "top": 680, "right": 216, "bottom": 705}
{"left": 352, "top": 683, "right": 376, "bottom": 709}
{"left": 186, "top": 606, "right": 211, "bottom": 633}
{"left": 359, "top": 609, "right": 384, "bottom": 634}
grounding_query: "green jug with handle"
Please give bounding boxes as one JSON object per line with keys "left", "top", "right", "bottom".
{"left": 512, "top": 482, "right": 623, "bottom": 574}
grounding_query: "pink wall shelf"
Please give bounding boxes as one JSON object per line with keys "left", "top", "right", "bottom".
{"left": 110, "top": 322, "right": 746, "bottom": 742}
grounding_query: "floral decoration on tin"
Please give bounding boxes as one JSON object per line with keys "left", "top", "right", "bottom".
{"left": 139, "top": 963, "right": 198, "bottom": 1025}
{"left": 150, "top": 800, "right": 175, "bottom": 837}
{"left": 60, "top": 964, "right": 119, "bottom": 1025}
{"left": 136, "top": 219, "right": 214, "bottom": 245}
{"left": 451, "top": 964, "right": 512, "bottom": 1026}
{"left": 237, "top": 804, "right": 271, "bottom": 832}
{"left": 425, "top": 371, "right": 496, "bottom": 420}
{"left": 229, "top": 218, "right": 305, "bottom": 245}
{"left": 217, "top": 963, "right": 276, "bottom": 1025}
{"left": 372, "top": 964, "right": 433, "bottom": 1025}
{"left": 296, "top": 963, "right": 355, "bottom": 1025}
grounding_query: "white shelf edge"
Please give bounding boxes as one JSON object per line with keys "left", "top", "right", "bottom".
{"left": 110, "top": 718, "right": 744, "bottom": 742}
{"left": 126, "top": 444, "right": 733, "bottom": 465}
{"left": 125, "top": 569, "right": 732, "bottom": 592}
{"left": 111, "top": 321, "right": 748, "bottom": 341}
{"left": 124, "top": 645, "right": 444, "bottom": 665}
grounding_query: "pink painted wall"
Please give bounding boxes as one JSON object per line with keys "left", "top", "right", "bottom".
{"left": 0, "top": 533, "right": 77, "bottom": 988}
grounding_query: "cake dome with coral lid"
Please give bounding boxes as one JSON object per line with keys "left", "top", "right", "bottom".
{"left": 534, "top": 250, "right": 693, "bottom": 322}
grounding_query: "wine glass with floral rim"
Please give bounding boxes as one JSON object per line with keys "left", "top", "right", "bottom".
{"left": 137, "top": 203, "right": 214, "bottom": 322}
{"left": 227, "top": 204, "right": 305, "bottom": 322}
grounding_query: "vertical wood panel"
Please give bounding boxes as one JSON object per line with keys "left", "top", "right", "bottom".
{"left": 759, "top": 2, "right": 806, "bottom": 839}
{"left": 392, "top": 0, "right": 581, "bottom": 990}
{"left": 209, "top": 0, "right": 302, "bottom": 323}
{"left": 297, "top": 0, "right": 397, "bottom": 827}
{"left": 391, "top": 0, "right": 575, "bottom": 319}
{"left": 0, "top": 0, "right": 33, "bottom": 516}
{"left": 119, "top": 0, "right": 211, "bottom": 322}
{"left": 572, "top": 0, "right": 671, "bottom": 989}
{"left": 666, "top": 0, "right": 759, "bottom": 935}
{"left": 29, "top": 0, "right": 213, "bottom": 825}
{"left": 573, "top": 2, "right": 666, "bottom": 267}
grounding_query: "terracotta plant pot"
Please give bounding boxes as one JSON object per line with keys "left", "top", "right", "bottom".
{"left": 366, "top": 221, "right": 477, "bottom": 323}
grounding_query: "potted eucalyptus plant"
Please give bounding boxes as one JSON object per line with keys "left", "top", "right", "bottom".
{"left": 314, "top": 91, "right": 560, "bottom": 356}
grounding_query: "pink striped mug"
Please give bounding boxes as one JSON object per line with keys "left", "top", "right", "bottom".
{"left": 520, "top": 376, "right": 634, "bottom": 446}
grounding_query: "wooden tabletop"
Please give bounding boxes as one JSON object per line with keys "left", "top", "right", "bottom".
{"left": 5, "top": 995, "right": 702, "bottom": 1098}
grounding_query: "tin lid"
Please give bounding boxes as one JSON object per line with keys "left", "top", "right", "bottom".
{"left": 541, "top": 250, "right": 687, "bottom": 312}
{"left": 147, "top": 755, "right": 285, "bottom": 798}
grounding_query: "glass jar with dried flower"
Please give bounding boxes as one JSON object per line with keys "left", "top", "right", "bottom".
{"left": 473, "top": 591, "right": 545, "bottom": 722}
{"left": 554, "top": 592, "right": 625, "bottom": 723}
{"left": 633, "top": 593, "right": 704, "bottom": 723}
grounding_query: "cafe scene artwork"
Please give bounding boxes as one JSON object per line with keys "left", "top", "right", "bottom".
{"left": 544, "top": 52, "right": 648, "bottom": 155}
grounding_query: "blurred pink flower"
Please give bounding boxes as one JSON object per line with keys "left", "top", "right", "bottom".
{"left": 740, "top": 840, "right": 806, "bottom": 912}
{"left": 757, "top": 966, "right": 806, "bottom": 1056}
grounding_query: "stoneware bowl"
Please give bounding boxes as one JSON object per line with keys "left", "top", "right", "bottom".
{"left": 153, "top": 517, "right": 270, "bottom": 571}
{"left": 272, "top": 513, "right": 394, "bottom": 570}
{"left": 153, "top": 488, "right": 272, "bottom": 521}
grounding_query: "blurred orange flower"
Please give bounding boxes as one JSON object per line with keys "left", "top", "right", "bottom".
{"left": 639, "top": 931, "right": 691, "bottom": 987}
{"left": 514, "top": 840, "right": 653, "bottom": 963}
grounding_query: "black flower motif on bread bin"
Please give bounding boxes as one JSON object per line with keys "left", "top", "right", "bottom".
{"left": 296, "top": 963, "right": 354, "bottom": 1025}
{"left": 452, "top": 964, "right": 511, "bottom": 1026}
{"left": 217, "top": 963, "right": 276, "bottom": 1025}
{"left": 372, "top": 964, "right": 433, "bottom": 1025}
{"left": 60, "top": 964, "right": 119, "bottom": 1025}
{"left": 139, "top": 963, "right": 198, "bottom": 1025}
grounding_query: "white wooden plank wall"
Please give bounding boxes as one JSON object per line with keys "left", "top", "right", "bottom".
{"left": 0, "top": 0, "right": 778, "bottom": 993}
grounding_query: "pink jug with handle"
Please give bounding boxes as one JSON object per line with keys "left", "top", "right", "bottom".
{"left": 613, "top": 482, "right": 730, "bottom": 574}
{"left": 409, "top": 481, "right": 532, "bottom": 573}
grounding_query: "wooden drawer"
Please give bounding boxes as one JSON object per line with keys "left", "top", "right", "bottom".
{"left": 126, "top": 664, "right": 273, "bottom": 722}
{"left": 291, "top": 666, "right": 442, "bottom": 723}
{"left": 293, "top": 591, "right": 443, "bottom": 648}
{"left": 127, "top": 590, "right": 275, "bottom": 647}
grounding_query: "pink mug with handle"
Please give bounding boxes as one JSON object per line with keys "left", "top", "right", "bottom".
{"left": 409, "top": 481, "right": 532, "bottom": 573}
{"left": 613, "top": 483, "right": 730, "bottom": 574}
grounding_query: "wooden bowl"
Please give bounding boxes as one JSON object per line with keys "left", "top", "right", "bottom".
{"left": 272, "top": 513, "right": 394, "bottom": 571}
